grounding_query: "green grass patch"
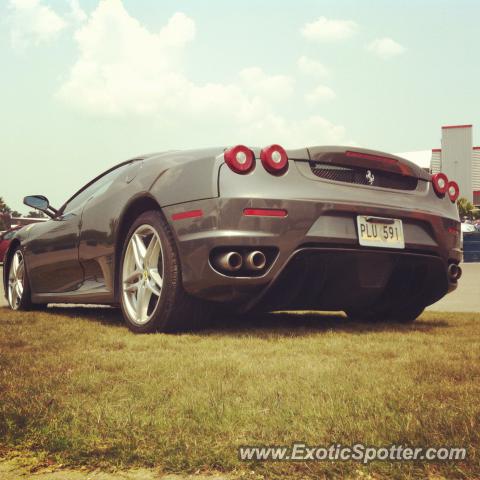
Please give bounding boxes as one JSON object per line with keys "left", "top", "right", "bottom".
{"left": 0, "top": 306, "right": 479, "bottom": 479}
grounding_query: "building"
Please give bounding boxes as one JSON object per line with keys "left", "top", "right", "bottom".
{"left": 0, "top": 214, "right": 47, "bottom": 231}
{"left": 398, "top": 124, "right": 480, "bottom": 205}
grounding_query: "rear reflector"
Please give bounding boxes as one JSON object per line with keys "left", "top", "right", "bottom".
{"left": 243, "top": 208, "right": 287, "bottom": 217}
{"left": 172, "top": 209, "right": 203, "bottom": 221}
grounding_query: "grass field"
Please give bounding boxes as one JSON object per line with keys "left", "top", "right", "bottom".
{"left": 0, "top": 306, "right": 479, "bottom": 479}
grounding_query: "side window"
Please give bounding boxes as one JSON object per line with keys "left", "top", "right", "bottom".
{"left": 4, "top": 230, "right": 16, "bottom": 240}
{"left": 62, "top": 164, "right": 130, "bottom": 214}
{"left": 62, "top": 182, "right": 102, "bottom": 213}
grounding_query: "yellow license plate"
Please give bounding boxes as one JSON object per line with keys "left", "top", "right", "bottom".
{"left": 356, "top": 216, "right": 405, "bottom": 249}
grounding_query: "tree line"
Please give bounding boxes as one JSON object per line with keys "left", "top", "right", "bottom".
{"left": 0, "top": 196, "right": 46, "bottom": 230}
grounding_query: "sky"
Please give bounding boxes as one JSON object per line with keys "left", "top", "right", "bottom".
{"left": 1, "top": 0, "right": 479, "bottom": 213}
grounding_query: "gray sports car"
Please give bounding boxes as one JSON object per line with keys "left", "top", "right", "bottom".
{"left": 4, "top": 145, "right": 462, "bottom": 332}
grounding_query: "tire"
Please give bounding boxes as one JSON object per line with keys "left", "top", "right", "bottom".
{"left": 346, "top": 304, "right": 425, "bottom": 324}
{"left": 119, "top": 210, "right": 211, "bottom": 333}
{"left": 6, "top": 246, "right": 33, "bottom": 311}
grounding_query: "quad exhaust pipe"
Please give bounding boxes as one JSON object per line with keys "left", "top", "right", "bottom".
{"left": 244, "top": 250, "right": 267, "bottom": 271}
{"left": 213, "top": 249, "right": 267, "bottom": 273}
{"left": 214, "top": 251, "right": 243, "bottom": 272}
{"left": 448, "top": 263, "right": 462, "bottom": 282}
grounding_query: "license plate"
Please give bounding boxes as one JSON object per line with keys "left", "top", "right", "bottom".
{"left": 356, "top": 216, "right": 405, "bottom": 249}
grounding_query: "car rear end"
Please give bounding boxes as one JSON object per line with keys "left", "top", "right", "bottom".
{"left": 163, "top": 145, "right": 462, "bottom": 314}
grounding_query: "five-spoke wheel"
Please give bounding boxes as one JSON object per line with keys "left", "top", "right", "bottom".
{"left": 122, "top": 224, "right": 164, "bottom": 325}
{"left": 8, "top": 250, "right": 25, "bottom": 310}
{"left": 119, "top": 210, "right": 211, "bottom": 333}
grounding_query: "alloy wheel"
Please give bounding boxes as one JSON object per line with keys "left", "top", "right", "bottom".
{"left": 122, "top": 224, "right": 164, "bottom": 325}
{"left": 8, "top": 250, "right": 25, "bottom": 310}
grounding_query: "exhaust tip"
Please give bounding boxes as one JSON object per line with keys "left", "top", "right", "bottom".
{"left": 448, "top": 263, "right": 462, "bottom": 282}
{"left": 214, "top": 251, "right": 243, "bottom": 272}
{"left": 245, "top": 251, "right": 267, "bottom": 271}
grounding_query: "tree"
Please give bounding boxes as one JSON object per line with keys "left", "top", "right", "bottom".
{"left": 457, "top": 197, "right": 479, "bottom": 220}
{"left": 0, "top": 197, "right": 11, "bottom": 230}
{"left": 10, "top": 210, "right": 22, "bottom": 218}
{"left": 26, "top": 210, "right": 46, "bottom": 219}
{"left": 0, "top": 197, "right": 11, "bottom": 215}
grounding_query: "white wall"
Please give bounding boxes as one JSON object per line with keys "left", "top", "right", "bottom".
{"left": 441, "top": 125, "right": 473, "bottom": 202}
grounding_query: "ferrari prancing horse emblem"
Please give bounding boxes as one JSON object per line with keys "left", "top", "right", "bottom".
{"left": 366, "top": 170, "right": 375, "bottom": 185}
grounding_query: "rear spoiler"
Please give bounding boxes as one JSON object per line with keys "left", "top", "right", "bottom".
{"left": 289, "top": 146, "right": 431, "bottom": 181}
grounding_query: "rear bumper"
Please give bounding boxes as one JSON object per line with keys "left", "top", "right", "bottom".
{"left": 162, "top": 195, "right": 461, "bottom": 310}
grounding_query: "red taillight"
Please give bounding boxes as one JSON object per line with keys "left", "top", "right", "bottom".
{"left": 447, "top": 181, "right": 460, "bottom": 202}
{"left": 260, "top": 144, "right": 288, "bottom": 175}
{"left": 224, "top": 145, "right": 255, "bottom": 174}
{"left": 432, "top": 173, "right": 449, "bottom": 196}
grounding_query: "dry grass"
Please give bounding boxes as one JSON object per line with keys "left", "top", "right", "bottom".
{"left": 0, "top": 306, "right": 479, "bottom": 479}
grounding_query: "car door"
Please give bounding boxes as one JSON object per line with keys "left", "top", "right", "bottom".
{"left": 77, "top": 162, "right": 137, "bottom": 295}
{"left": 26, "top": 205, "right": 86, "bottom": 294}
{"left": 26, "top": 175, "right": 116, "bottom": 294}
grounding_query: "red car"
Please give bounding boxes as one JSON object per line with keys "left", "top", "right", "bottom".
{"left": 0, "top": 226, "right": 21, "bottom": 264}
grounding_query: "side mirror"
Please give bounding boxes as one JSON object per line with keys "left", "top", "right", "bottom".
{"left": 23, "top": 195, "right": 58, "bottom": 218}
{"left": 24, "top": 195, "right": 50, "bottom": 212}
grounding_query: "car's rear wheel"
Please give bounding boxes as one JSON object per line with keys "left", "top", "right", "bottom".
{"left": 7, "top": 247, "right": 33, "bottom": 311}
{"left": 119, "top": 210, "right": 211, "bottom": 333}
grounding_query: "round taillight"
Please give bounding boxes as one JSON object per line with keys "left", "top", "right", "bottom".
{"left": 432, "top": 173, "right": 449, "bottom": 195}
{"left": 260, "top": 144, "right": 289, "bottom": 175}
{"left": 224, "top": 145, "right": 255, "bottom": 174}
{"left": 447, "top": 181, "right": 460, "bottom": 202}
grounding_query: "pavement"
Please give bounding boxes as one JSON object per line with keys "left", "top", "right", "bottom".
{"left": 425, "top": 262, "right": 480, "bottom": 312}
{"left": 0, "top": 458, "right": 229, "bottom": 480}
{"left": 0, "top": 264, "right": 479, "bottom": 312}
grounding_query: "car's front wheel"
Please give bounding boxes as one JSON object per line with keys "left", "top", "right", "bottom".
{"left": 119, "top": 210, "right": 211, "bottom": 333}
{"left": 7, "top": 247, "right": 32, "bottom": 311}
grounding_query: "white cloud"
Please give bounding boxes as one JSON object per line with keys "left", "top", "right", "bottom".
{"left": 57, "top": 0, "right": 201, "bottom": 116}
{"left": 367, "top": 37, "right": 406, "bottom": 59}
{"left": 301, "top": 16, "right": 357, "bottom": 42}
{"left": 157, "top": 11, "right": 195, "bottom": 47}
{"left": 8, "top": 0, "right": 67, "bottom": 46}
{"left": 297, "top": 56, "right": 329, "bottom": 78}
{"left": 239, "top": 67, "right": 294, "bottom": 101}
{"left": 68, "top": 0, "right": 87, "bottom": 23}
{"left": 238, "top": 115, "right": 347, "bottom": 147}
{"left": 305, "top": 85, "right": 336, "bottom": 104}
{"left": 57, "top": 0, "right": 349, "bottom": 148}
